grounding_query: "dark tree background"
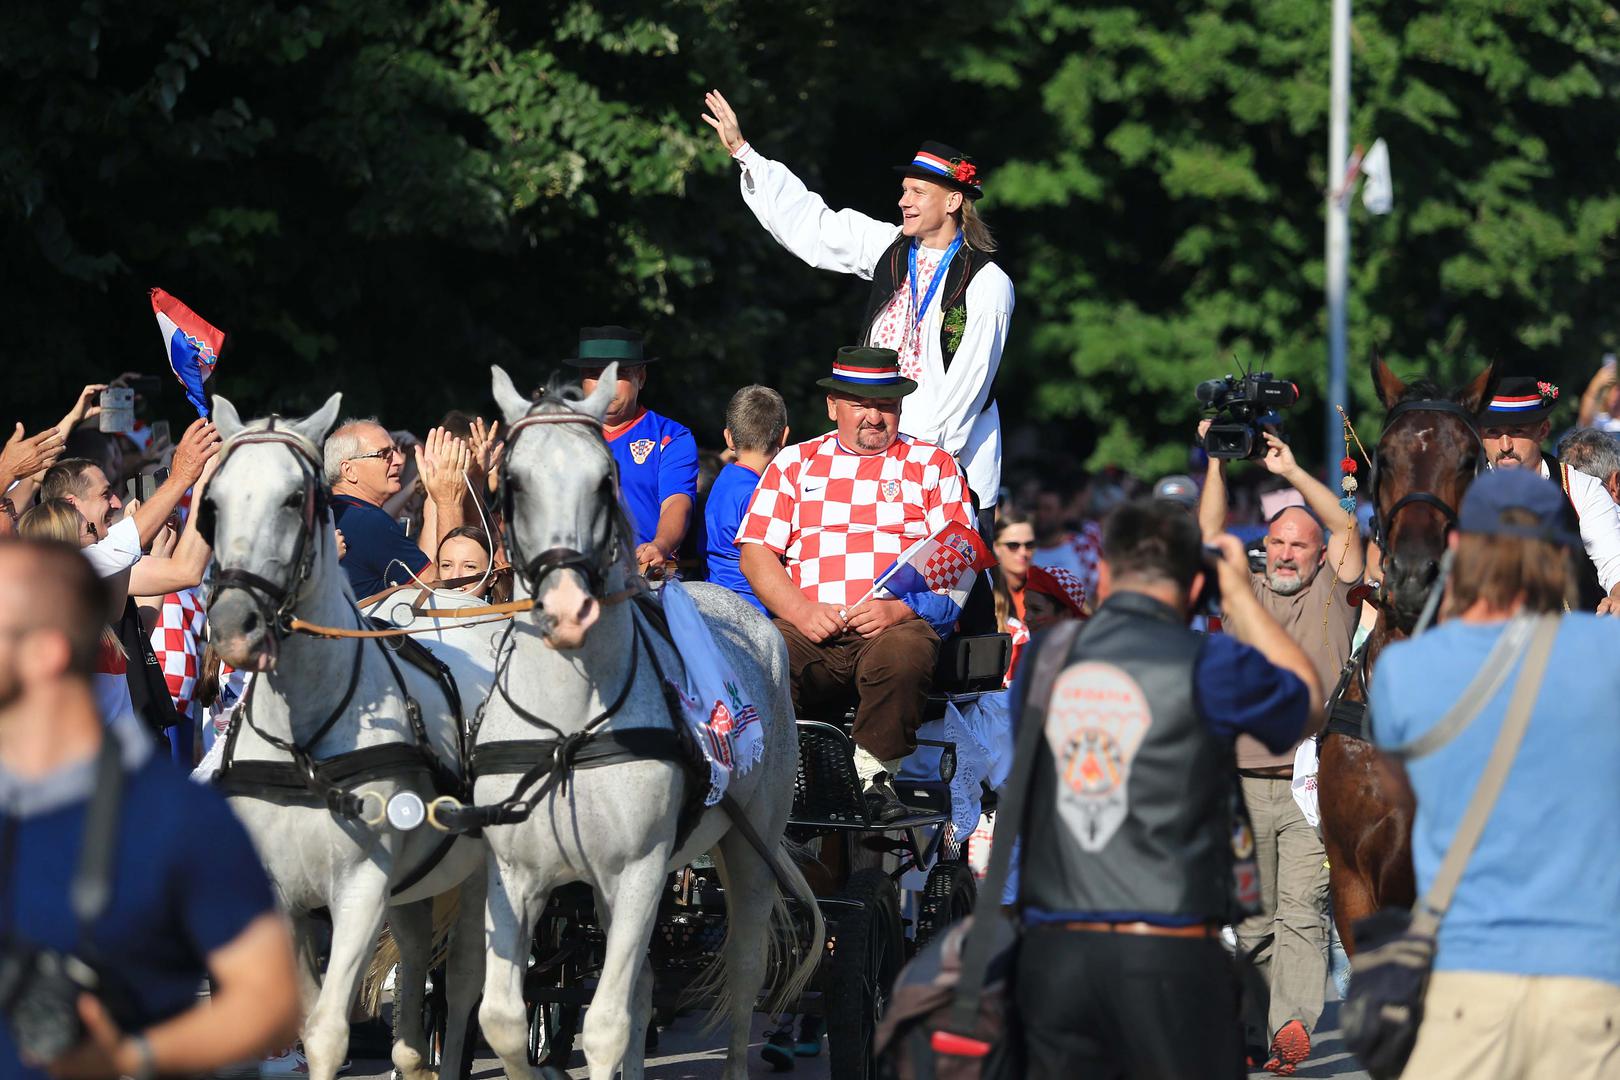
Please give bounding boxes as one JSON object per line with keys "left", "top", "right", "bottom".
{"left": 4, "top": 0, "right": 1617, "bottom": 473}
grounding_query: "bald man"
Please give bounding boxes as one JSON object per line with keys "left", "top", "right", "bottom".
{"left": 0, "top": 539, "right": 299, "bottom": 1080}
{"left": 1197, "top": 427, "right": 1362, "bottom": 1074}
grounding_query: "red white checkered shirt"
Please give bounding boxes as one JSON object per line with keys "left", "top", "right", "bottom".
{"left": 149, "top": 587, "right": 207, "bottom": 717}
{"left": 736, "top": 432, "right": 974, "bottom": 609}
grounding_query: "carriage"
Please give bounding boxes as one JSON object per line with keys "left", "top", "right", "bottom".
{"left": 421, "top": 630, "right": 1012, "bottom": 1078}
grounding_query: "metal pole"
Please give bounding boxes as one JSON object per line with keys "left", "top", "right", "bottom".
{"left": 1326, "top": 0, "right": 1350, "bottom": 485}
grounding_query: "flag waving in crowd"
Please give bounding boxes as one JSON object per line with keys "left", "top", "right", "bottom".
{"left": 860, "top": 518, "right": 994, "bottom": 635}
{"left": 151, "top": 287, "right": 226, "bottom": 418}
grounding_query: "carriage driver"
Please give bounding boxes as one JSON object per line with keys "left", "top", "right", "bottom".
{"left": 737, "top": 347, "right": 977, "bottom": 824}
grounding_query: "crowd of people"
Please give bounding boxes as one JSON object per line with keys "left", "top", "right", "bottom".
{"left": 2, "top": 87, "right": 1619, "bottom": 1080}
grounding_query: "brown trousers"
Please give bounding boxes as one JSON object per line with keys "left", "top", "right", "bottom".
{"left": 773, "top": 617, "right": 940, "bottom": 760}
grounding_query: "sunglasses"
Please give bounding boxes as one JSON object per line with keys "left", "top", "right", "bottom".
{"left": 998, "top": 540, "right": 1035, "bottom": 551}
{"left": 349, "top": 444, "right": 404, "bottom": 463}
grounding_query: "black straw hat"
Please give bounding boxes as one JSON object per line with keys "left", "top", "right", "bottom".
{"left": 561, "top": 325, "right": 658, "bottom": 367}
{"left": 1480, "top": 375, "right": 1560, "bottom": 426}
{"left": 893, "top": 140, "right": 984, "bottom": 200}
{"left": 816, "top": 346, "right": 919, "bottom": 399}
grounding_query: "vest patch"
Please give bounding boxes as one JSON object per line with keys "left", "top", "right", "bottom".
{"left": 629, "top": 438, "right": 656, "bottom": 465}
{"left": 1046, "top": 661, "right": 1153, "bottom": 852}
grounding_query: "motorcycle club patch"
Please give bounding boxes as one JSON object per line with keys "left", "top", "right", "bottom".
{"left": 881, "top": 479, "right": 901, "bottom": 502}
{"left": 629, "top": 438, "right": 656, "bottom": 465}
{"left": 1045, "top": 660, "right": 1152, "bottom": 852}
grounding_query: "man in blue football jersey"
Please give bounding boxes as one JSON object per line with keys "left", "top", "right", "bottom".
{"left": 565, "top": 326, "right": 699, "bottom": 577}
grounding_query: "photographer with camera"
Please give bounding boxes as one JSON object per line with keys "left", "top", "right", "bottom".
{"left": 1197, "top": 415, "right": 1363, "bottom": 1074}
{"left": 0, "top": 538, "right": 299, "bottom": 1079}
{"left": 1012, "top": 500, "right": 1320, "bottom": 1078}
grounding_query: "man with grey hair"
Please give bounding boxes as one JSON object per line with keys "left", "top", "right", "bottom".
{"left": 329, "top": 420, "right": 469, "bottom": 599}
{"left": 1559, "top": 427, "right": 1620, "bottom": 503}
{"left": 1197, "top": 421, "right": 1363, "bottom": 1074}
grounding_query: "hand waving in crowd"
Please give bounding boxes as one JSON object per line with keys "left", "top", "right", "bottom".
{"left": 701, "top": 90, "right": 747, "bottom": 155}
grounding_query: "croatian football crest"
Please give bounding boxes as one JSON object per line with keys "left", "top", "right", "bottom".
{"left": 1046, "top": 661, "right": 1152, "bottom": 852}
{"left": 629, "top": 438, "right": 656, "bottom": 465}
{"left": 881, "top": 479, "right": 901, "bottom": 502}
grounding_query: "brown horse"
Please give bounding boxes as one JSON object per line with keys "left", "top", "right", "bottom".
{"left": 1317, "top": 355, "right": 1499, "bottom": 952}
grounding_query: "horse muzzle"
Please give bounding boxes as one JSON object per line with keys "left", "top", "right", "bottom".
{"left": 208, "top": 589, "right": 281, "bottom": 671}
{"left": 535, "top": 570, "right": 601, "bottom": 650}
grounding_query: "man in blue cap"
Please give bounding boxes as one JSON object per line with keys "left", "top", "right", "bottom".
{"left": 562, "top": 326, "right": 699, "bottom": 578}
{"left": 1369, "top": 468, "right": 1620, "bottom": 1078}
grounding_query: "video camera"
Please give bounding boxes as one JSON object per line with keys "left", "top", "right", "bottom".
{"left": 1196, "top": 371, "right": 1299, "bottom": 460}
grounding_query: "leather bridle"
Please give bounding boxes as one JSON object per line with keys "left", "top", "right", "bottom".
{"left": 499, "top": 406, "right": 627, "bottom": 600}
{"left": 1368, "top": 398, "right": 1487, "bottom": 555}
{"left": 202, "top": 421, "right": 330, "bottom": 638}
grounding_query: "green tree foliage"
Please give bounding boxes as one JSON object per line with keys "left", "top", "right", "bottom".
{"left": 2, "top": 0, "right": 1617, "bottom": 474}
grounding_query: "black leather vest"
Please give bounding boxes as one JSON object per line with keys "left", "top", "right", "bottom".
{"left": 1021, "top": 592, "right": 1236, "bottom": 922}
{"left": 1545, "top": 453, "right": 1606, "bottom": 610}
{"left": 860, "top": 234, "right": 995, "bottom": 371}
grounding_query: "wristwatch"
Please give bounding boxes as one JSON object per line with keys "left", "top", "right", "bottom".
{"left": 120, "top": 1033, "right": 156, "bottom": 1080}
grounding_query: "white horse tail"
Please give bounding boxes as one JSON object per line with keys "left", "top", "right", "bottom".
{"left": 763, "top": 836, "right": 827, "bottom": 1015}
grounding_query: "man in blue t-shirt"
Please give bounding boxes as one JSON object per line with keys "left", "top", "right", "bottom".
{"left": 563, "top": 326, "right": 699, "bottom": 577}
{"left": 706, "top": 385, "right": 790, "bottom": 613}
{"left": 1370, "top": 469, "right": 1620, "bottom": 1078}
{"left": 0, "top": 539, "right": 299, "bottom": 1079}
{"left": 328, "top": 420, "right": 470, "bottom": 599}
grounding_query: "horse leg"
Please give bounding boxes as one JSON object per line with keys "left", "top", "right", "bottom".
{"left": 580, "top": 848, "right": 671, "bottom": 1080}
{"left": 388, "top": 901, "right": 436, "bottom": 1080}
{"left": 437, "top": 872, "right": 488, "bottom": 1080}
{"left": 478, "top": 860, "right": 543, "bottom": 1080}
{"left": 712, "top": 831, "right": 781, "bottom": 1080}
{"left": 303, "top": 880, "right": 389, "bottom": 1080}
{"left": 292, "top": 913, "right": 325, "bottom": 1023}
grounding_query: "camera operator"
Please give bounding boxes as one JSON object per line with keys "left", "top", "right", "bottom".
{"left": 1013, "top": 500, "right": 1320, "bottom": 1077}
{"left": 1197, "top": 419, "right": 1363, "bottom": 1073}
{"left": 0, "top": 538, "right": 298, "bottom": 1079}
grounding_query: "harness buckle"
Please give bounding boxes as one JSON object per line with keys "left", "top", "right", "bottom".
{"left": 356, "top": 789, "right": 387, "bottom": 826}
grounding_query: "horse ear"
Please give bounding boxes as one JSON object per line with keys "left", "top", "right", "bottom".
{"left": 294, "top": 392, "right": 343, "bottom": 447}
{"left": 212, "top": 396, "right": 244, "bottom": 440}
{"left": 578, "top": 362, "right": 618, "bottom": 422}
{"left": 1371, "top": 354, "right": 1407, "bottom": 411}
{"left": 1455, "top": 357, "right": 1501, "bottom": 415}
{"left": 491, "top": 365, "right": 530, "bottom": 426}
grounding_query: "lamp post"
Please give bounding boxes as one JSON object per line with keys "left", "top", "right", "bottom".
{"left": 1325, "top": 0, "right": 1351, "bottom": 487}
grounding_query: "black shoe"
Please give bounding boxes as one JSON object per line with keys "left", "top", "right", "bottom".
{"left": 864, "top": 775, "right": 910, "bottom": 825}
{"left": 761, "top": 1028, "right": 796, "bottom": 1072}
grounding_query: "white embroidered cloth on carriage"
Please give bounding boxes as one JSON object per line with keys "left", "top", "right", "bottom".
{"left": 660, "top": 580, "right": 765, "bottom": 805}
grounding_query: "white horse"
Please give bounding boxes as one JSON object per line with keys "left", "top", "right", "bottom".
{"left": 205, "top": 394, "right": 493, "bottom": 1080}
{"left": 465, "top": 365, "right": 824, "bottom": 1079}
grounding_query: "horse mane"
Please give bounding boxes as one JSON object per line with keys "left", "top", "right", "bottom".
{"left": 1394, "top": 378, "right": 1446, "bottom": 404}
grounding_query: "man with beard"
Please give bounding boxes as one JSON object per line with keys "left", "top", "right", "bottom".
{"left": 1198, "top": 423, "right": 1362, "bottom": 1075}
{"left": 1480, "top": 377, "right": 1620, "bottom": 613}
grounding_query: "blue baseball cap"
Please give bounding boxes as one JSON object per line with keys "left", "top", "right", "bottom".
{"left": 1458, "top": 469, "right": 1579, "bottom": 548}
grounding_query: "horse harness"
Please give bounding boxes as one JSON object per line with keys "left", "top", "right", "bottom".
{"left": 206, "top": 422, "right": 469, "bottom": 853}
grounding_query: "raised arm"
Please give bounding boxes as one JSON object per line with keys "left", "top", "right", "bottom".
{"left": 704, "top": 89, "right": 900, "bottom": 280}
{"left": 1197, "top": 421, "right": 1228, "bottom": 541}
{"left": 1259, "top": 432, "right": 1364, "bottom": 581}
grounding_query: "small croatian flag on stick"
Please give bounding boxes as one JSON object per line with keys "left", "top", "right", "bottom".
{"left": 863, "top": 520, "right": 994, "bottom": 614}
{"left": 150, "top": 288, "right": 226, "bottom": 418}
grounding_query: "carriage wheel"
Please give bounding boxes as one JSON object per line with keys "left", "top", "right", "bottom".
{"left": 825, "top": 867, "right": 905, "bottom": 1080}
{"left": 526, "top": 998, "right": 580, "bottom": 1068}
{"left": 914, "top": 859, "right": 978, "bottom": 948}
{"left": 421, "top": 969, "right": 445, "bottom": 1070}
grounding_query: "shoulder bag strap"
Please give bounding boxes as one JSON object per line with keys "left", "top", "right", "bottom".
{"left": 1383, "top": 615, "right": 1536, "bottom": 760}
{"left": 946, "top": 619, "right": 1083, "bottom": 1036}
{"left": 1410, "top": 614, "right": 1558, "bottom": 938}
{"left": 71, "top": 734, "right": 126, "bottom": 937}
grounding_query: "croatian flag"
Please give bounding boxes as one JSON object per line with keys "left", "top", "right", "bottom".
{"left": 151, "top": 288, "right": 226, "bottom": 418}
{"left": 872, "top": 520, "right": 994, "bottom": 614}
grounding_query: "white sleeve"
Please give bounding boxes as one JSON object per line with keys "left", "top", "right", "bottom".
{"left": 1568, "top": 466, "right": 1620, "bottom": 592}
{"left": 734, "top": 143, "right": 900, "bottom": 281}
{"left": 915, "top": 266, "right": 1014, "bottom": 459}
{"left": 82, "top": 517, "right": 143, "bottom": 578}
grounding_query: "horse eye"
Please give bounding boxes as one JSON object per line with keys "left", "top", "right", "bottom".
{"left": 283, "top": 492, "right": 304, "bottom": 509}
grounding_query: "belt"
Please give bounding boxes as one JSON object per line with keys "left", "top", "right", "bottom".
{"left": 1059, "top": 920, "right": 1222, "bottom": 939}
{"left": 1238, "top": 767, "right": 1293, "bottom": 780}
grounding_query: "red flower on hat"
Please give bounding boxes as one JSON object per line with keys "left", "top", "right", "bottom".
{"left": 951, "top": 159, "right": 978, "bottom": 186}
{"left": 1537, "top": 381, "right": 1559, "bottom": 401}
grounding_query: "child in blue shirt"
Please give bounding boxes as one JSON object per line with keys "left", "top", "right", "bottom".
{"left": 706, "top": 385, "right": 789, "bottom": 613}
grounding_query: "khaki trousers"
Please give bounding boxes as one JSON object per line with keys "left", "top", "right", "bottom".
{"left": 774, "top": 618, "right": 939, "bottom": 761}
{"left": 1235, "top": 775, "right": 1329, "bottom": 1043}
{"left": 1401, "top": 971, "right": 1620, "bottom": 1080}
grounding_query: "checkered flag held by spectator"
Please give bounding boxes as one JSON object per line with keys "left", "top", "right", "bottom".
{"left": 870, "top": 520, "right": 993, "bottom": 614}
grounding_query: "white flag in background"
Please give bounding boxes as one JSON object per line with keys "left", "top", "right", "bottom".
{"left": 1362, "top": 137, "right": 1393, "bottom": 215}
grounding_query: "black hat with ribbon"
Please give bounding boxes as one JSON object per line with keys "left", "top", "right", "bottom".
{"left": 562, "top": 325, "right": 658, "bottom": 367}
{"left": 1480, "top": 375, "right": 1560, "bottom": 426}
{"left": 816, "top": 346, "right": 918, "bottom": 399}
{"left": 894, "top": 140, "right": 984, "bottom": 200}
